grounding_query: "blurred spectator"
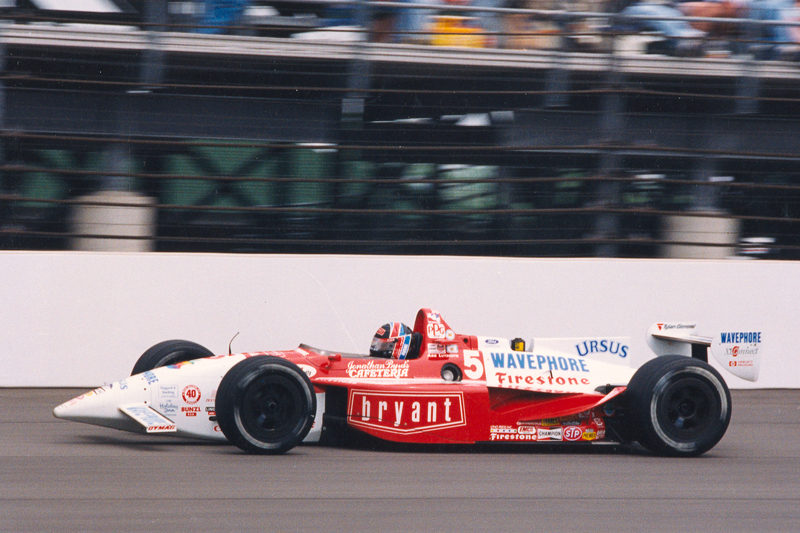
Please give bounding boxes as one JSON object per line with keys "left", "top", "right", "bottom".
{"left": 617, "top": 0, "right": 706, "bottom": 55}
{"left": 618, "top": 0, "right": 800, "bottom": 58}
{"left": 418, "top": 0, "right": 494, "bottom": 47}
{"left": 473, "top": 0, "right": 504, "bottom": 46}
{"left": 371, "top": 1, "right": 401, "bottom": 42}
{"left": 678, "top": 0, "right": 799, "bottom": 57}
{"left": 505, "top": 0, "right": 563, "bottom": 50}
{"left": 744, "top": 0, "right": 800, "bottom": 58}
{"left": 198, "top": 0, "right": 250, "bottom": 34}
{"left": 397, "top": 0, "right": 438, "bottom": 43}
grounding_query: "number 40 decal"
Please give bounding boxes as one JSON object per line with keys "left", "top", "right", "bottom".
{"left": 463, "top": 350, "right": 484, "bottom": 380}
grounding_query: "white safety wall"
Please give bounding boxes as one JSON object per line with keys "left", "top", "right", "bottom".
{"left": 0, "top": 252, "right": 795, "bottom": 388}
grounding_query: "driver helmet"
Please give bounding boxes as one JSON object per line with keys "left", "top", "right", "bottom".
{"left": 370, "top": 322, "right": 413, "bottom": 359}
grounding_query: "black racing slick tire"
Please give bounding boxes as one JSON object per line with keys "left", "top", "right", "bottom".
{"left": 131, "top": 340, "right": 215, "bottom": 376}
{"left": 216, "top": 356, "right": 316, "bottom": 455}
{"left": 625, "top": 355, "right": 731, "bottom": 457}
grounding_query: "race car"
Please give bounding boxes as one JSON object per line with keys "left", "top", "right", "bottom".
{"left": 53, "top": 308, "right": 762, "bottom": 456}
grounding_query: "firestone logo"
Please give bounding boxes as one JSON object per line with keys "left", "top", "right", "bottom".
{"left": 348, "top": 391, "right": 466, "bottom": 434}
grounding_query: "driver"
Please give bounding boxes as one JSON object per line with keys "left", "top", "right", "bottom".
{"left": 370, "top": 322, "right": 418, "bottom": 359}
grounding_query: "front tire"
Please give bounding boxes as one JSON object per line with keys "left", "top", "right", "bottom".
{"left": 625, "top": 355, "right": 731, "bottom": 457}
{"left": 131, "top": 340, "right": 214, "bottom": 376}
{"left": 216, "top": 356, "right": 316, "bottom": 455}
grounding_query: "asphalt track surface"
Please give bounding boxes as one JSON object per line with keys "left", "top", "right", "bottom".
{"left": 2, "top": 389, "right": 799, "bottom": 532}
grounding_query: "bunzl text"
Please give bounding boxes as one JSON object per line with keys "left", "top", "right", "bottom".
{"left": 348, "top": 391, "right": 465, "bottom": 434}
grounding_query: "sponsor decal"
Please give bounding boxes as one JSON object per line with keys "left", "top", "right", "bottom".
{"left": 297, "top": 364, "right": 317, "bottom": 378}
{"left": 346, "top": 360, "right": 410, "bottom": 379}
{"left": 582, "top": 428, "right": 597, "bottom": 441}
{"left": 159, "top": 385, "right": 178, "bottom": 398}
{"left": 593, "top": 418, "right": 605, "bottom": 428}
{"left": 168, "top": 360, "right": 197, "bottom": 370}
{"left": 427, "top": 344, "right": 460, "bottom": 359}
{"left": 445, "top": 330, "right": 456, "bottom": 341}
{"left": 349, "top": 391, "right": 466, "bottom": 434}
{"left": 726, "top": 345, "right": 758, "bottom": 358}
{"left": 182, "top": 385, "right": 201, "bottom": 404}
{"left": 118, "top": 379, "right": 128, "bottom": 390}
{"left": 490, "top": 352, "right": 589, "bottom": 373}
{"left": 147, "top": 425, "right": 176, "bottom": 432}
{"left": 712, "top": 331, "right": 761, "bottom": 381}
{"left": 490, "top": 426, "right": 537, "bottom": 441}
{"left": 124, "top": 405, "right": 176, "bottom": 432}
{"left": 657, "top": 323, "right": 696, "bottom": 331}
{"left": 575, "top": 340, "right": 629, "bottom": 358}
{"left": 181, "top": 406, "right": 201, "bottom": 417}
{"left": 563, "top": 426, "right": 583, "bottom": 441}
{"left": 158, "top": 400, "right": 179, "bottom": 415}
{"left": 537, "top": 427, "right": 563, "bottom": 441}
{"left": 428, "top": 343, "right": 447, "bottom": 355}
{"left": 485, "top": 339, "right": 499, "bottom": 345}
{"left": 427, "top": 323, "right": 447, "bottom": 339}
{"left": 143, "top": 371, "right": 158, "bottom": 385}
{"left": 720, "top": 332, "right": 761, "bottom": 344}
{"left": 427, "top": 311, "right": 443, "bottom": 323}
{"left": 596, "top": 429, "right": 606, "bottom": 440}
{"left": 494, "top": 371, "right": 590, "bottom": 388}
{"left": 487, "top": 351, "right": 593, "bottom": 390}
{"left": 205, "top": 406, "right": 216, "bottom": 417}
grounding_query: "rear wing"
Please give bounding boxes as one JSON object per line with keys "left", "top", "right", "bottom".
{"left": 647, "top": 323, "right": 761, "bottom": 382}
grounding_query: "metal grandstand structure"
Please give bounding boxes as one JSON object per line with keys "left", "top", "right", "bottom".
{"left": 2, "top": 0, "right": 800, "bottom": 257}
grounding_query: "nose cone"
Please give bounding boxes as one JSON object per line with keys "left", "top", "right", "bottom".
{"left": 54, "top": 379, "right": 146, "bottom": 433}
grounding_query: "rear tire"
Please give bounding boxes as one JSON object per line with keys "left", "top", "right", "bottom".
{"left": 216, "top": 356, "right": 316, "bottom": 455}
{"left": 625, "top": 355, "right": 731, "bottom": 457}
{"left": 131, "top": 340, "right": 214, "bottom": 376}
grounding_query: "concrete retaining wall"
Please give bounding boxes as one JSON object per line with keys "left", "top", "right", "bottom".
{"left": 1, "top": 252, "right": 793, "bottom": 388}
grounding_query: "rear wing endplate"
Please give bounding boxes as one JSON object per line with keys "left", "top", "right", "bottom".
{"left": 647, "top": 323, "right": 761, "bottom": 382}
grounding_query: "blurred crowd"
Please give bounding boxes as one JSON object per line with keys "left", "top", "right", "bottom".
{"left": 194, "top": 0, "right": 800, "bottom": 58}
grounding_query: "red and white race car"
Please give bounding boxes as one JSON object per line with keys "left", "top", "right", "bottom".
{"left": 54, "top": 308, "right": 762, "bottom": 456}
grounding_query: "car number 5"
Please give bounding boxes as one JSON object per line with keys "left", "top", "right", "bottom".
{"left": 463, "top": 350, "right": 484, "bottom": 380}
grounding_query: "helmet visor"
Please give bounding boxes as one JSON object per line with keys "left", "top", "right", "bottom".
{"left": 370, "top": 337, "right": 397, "bottom": 358}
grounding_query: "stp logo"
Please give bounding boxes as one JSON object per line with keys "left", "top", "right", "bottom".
{"left": 563, "top": 426, "right": 583, "bottom": 441}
